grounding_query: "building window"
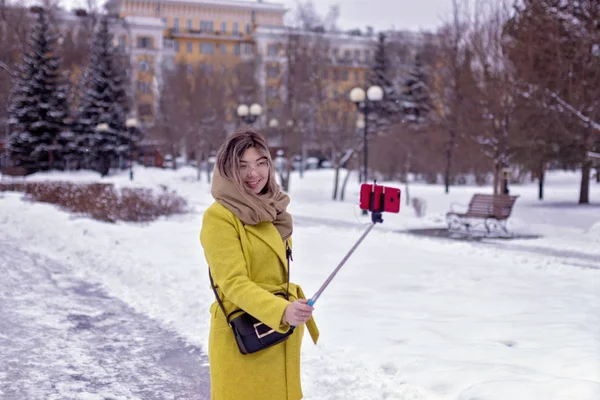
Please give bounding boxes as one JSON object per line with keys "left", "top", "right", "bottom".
{"left": 186, "top": 19, "right": 193, "bottom": 30}
{"left": 233, "top": 22, "right": 239, "bottom": 34}
{"left": 354, "top": 49, "right": 360, "bottom": 61}
{"left": 200, "top": 43, "right": 214, "bottom": 54}
{"left": 137, "top": 81, "right": 152, "bottom": 94}
{"left": 221, "top": 44, "right": 227, "bottom": 55}
{"left": 267, "top": 44, "right": 278, "bottom": 56}
{"left": 243, "top": 43, "right": 253, "bottom": 55}
{"left": 136, "top": 36, "right": 152, "bottom": 49}
{"left": 267, "top": 65, "right": 279, "bottom": 78}
{"left": 344, "top": 50, "right": 351, "bottom": 60}
{"left": 322, "top": 69, "right": 329, "bottom": 80}
{"left": 163, "top": 38, "right": 175, "bottom": 49}
{"left": 118, "top": 35, "right": 126, "bottom": 50}
{"left": 245, "top": 23, "right": 251, "bottom": 34}
{"left": 186, "top": 42, "right": 192, "bottom": 53}
{"left": 161, "top": 17, "right": 167, "bottom": 27}
{"left": 233, "top": 43, "right": 240, "bottom": 55}
{"left": 333, "top": 69, "right": 339, "bottom": 81}
{"left": 200, "top": 63, "right": 214, "bottom": 74}
{"left": 221, "top": 21, "right": 227, "bottom": 32}
{"left": 163, "top": 56, "right": 175, "bottom": 71}
{"left": 138, "top": 104, "right": 152, "bottom": 116}
{"left": 173, "top": 18, "right": 180, "bottom": 32}
{"left": 342, "top": 70, "right": 349, "bottom": 81}
{"left": 354, "top": 70, "right": 360, "bottom": 81}
{"left": 267, "top": 87, "right": 278, "bottom": 99}
{"left": 174, "top": 40, "right": 180, "bottom": 52}
{"left": 200, "top": 20, "right": 214, "bottom": 31}
{"left": 364, "top": 50, "right": 371, "bottom": 61}
{"left": 137, "top": 60, "right": 151, "bottom": 71}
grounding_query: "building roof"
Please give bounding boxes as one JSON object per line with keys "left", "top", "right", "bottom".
{"left": 107, "top": 0, "right": 286, "bottom": 12}
{"left": 254, "top": 25, "right": 376, "bottom": 44}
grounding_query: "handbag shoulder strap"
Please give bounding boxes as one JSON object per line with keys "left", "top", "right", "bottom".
{"left": 209, "top": 239, "right": 293, "bottom": 324}
{"left": 208, "top": 271, "right": 231, "bottom": 324}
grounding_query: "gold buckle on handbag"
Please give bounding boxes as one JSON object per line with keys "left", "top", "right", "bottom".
{"left": 253, "top": 322, "right": 275, "bottom": 339}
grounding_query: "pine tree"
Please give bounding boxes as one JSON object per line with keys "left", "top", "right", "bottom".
{"left": 400, "top": 54, "right": 431, "bottom": 125}
{"left": 7, "top": 8, "right": 70, "bottom": 171}
{"left": 74, "top": 15, "right": 130, "bottom": 174}
{"left": 367, "top": 32, "right": 402, "bottom": 133}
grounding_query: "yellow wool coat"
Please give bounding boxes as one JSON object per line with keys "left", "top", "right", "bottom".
{"left": 200, "top": 202, "right": 319, "bottom": 400}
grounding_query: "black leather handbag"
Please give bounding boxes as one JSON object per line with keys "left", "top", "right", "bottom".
{"left": 209, "top": 242, "right": 295, "bottom": 355}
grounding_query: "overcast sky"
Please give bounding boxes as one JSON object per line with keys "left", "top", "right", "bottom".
{"left": 60, "top": 0, "right": 454, "bottom": 33}
{"left": 279, "top": 0, "right": 454, "bottom": 32}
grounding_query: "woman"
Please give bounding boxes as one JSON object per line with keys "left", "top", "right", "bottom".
{"left": 200, "top": 129, "right": 319, "bottom": 400}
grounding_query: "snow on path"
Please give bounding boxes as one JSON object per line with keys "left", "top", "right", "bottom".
{"left": 0, "top": 238, "right": 210, "bottom": 400}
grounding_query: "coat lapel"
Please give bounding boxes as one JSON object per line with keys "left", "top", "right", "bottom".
{"left": 244, "top": 223, "right": 288, "bottom": 271}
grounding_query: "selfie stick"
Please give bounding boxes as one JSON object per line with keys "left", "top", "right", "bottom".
{"left": 307, "top": 183, "right": 385, "bottom": 307}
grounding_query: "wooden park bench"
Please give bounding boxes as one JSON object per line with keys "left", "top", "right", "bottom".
{"left": 446, "top": 194, "right": 519, "bottom": 235}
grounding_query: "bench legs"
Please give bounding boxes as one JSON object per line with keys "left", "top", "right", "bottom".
{"left": 485, "top": 218, "right": 510, "bottom": 235}
{"left": 447, "top": 214, "right": 511, "bottom": 237}
{"left": 446, "top": 214, "right": 465, "bottom": 232}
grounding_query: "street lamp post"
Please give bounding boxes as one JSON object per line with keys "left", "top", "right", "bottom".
{"left": 95, "top": 123, "right": 110, "bottom": 176}
{"left": 355, "top": 117, "right": 365, "bottom": 182}
{"left": 269, "top": 117, "right": 281, "bottom": 148}
{"left": 349, "top": 85, "right": 384, "bottom": 184}
{"left": 125, "top": 118, "right": 138, "bottom": 181}
{"left": 237, "top": 103, "right": 263, "bottom": 125}
{"left": 350, "top": 85, "right": 383, "bottom": 215}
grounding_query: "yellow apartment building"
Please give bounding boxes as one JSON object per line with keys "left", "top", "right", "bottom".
{"left": 106, "top": 0, "right": 287, "bottom": 124}
{"left": 253, "top": 25, "right": 374, "bottom": 148}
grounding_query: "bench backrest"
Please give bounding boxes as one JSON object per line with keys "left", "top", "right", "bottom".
{"left": 468, "top": 194, "right": 519, "bottom": 219}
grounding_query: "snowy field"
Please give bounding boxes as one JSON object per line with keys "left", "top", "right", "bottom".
{"left": 1, "top": 166, "right": 599, "bottom": 400}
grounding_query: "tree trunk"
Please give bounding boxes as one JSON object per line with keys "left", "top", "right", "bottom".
{"left": 492, "top": 162, "right": 500, "bottom": 195}
{"left": 579, "top": 160, "right": 591, "bottom": 204}
{"left": 444, "top": 128, "right": 455, "bottom": 194}
{"left": 340, "top": 168, "right": 352, "bottom": 201}
{"left": 196, "top": 149, "right": 202, "bottom": 181}
{"left": 404, "top": 156, "right": 410, "bottom": 206}
{"left": 207, "top": 146, "right": 213, "bottom": 184}
{"left": 332, "top": 166, "right": 340, "bottom": 200}
{"left": 538, "top": 160, "right": 545, "bottom": 200}
{"left": 282, "top": 161, "right": 292, "bottom": 192}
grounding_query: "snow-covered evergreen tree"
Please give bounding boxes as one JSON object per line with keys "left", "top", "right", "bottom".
{"left": 7, "top": 8, "right": 70, "bottom": 170}
{"left": 74, "top": 15, "right": 130, "bottom": 173}
{"left": 400, "top": 54, "right": 431, "bottom": 125}
{"left": 367, "top": 32, "right": 402, "bottom": 133}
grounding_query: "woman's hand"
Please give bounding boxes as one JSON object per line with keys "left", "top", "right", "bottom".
{"left": 283, "top": 299, "right": 314, "bottom": 326}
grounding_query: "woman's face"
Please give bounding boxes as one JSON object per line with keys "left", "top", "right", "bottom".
{"left": 239, "top": 146, "right": 269, "bottom": 195}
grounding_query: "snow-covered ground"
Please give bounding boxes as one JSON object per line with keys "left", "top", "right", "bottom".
{"left": 1, "top": 166, "right": 599, "bottom": 399}
{"left": 0, "top": 237, "right": 210, "bottom": 400}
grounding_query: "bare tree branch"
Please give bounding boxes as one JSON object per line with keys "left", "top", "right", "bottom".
{"left": 548, "top": 90, "right": 600, "bottom": 132}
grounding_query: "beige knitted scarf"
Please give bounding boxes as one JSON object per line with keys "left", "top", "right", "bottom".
{"left": 211, "top": 168, "right": 293, "bottom": 241}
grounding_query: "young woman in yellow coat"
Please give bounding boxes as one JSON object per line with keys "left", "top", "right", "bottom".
{"left": 200, "top": 129, "right": 319, "bottom": 400}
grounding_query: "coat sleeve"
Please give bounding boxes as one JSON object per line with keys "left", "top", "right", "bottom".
{"left": 201, "top": 205, "right": 291, "bottom": 333}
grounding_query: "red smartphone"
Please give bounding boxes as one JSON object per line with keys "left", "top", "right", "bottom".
{"left": 359, "top": 183, "right": 401, "bottom": 213}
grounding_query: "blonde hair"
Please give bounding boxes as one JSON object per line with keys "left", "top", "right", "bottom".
{"left": 215, "top": 128, "right": 279, "bottom": 200}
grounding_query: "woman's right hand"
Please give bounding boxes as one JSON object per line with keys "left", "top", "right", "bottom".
{"left": 284, "top": 299, "right": 314, "bottom": 326}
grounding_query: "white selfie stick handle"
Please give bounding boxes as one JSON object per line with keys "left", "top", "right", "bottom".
{"left": 307, "top": 222, "right": 376, "bottom": 306}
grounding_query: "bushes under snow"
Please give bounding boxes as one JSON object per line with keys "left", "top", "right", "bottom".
{"left": 0, "top": 182, "right": 188, "bottom": 223}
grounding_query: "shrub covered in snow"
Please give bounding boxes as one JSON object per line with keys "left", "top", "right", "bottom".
{"left": 0, "top": 182, "right": 188, "bottom": 223}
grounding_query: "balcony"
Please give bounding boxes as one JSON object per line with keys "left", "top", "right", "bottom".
{"left": 322, "top": 56, "right": 370, "bottom": 67}
{"left": 167, "top": 28, "right": 246, "bottom": 41}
